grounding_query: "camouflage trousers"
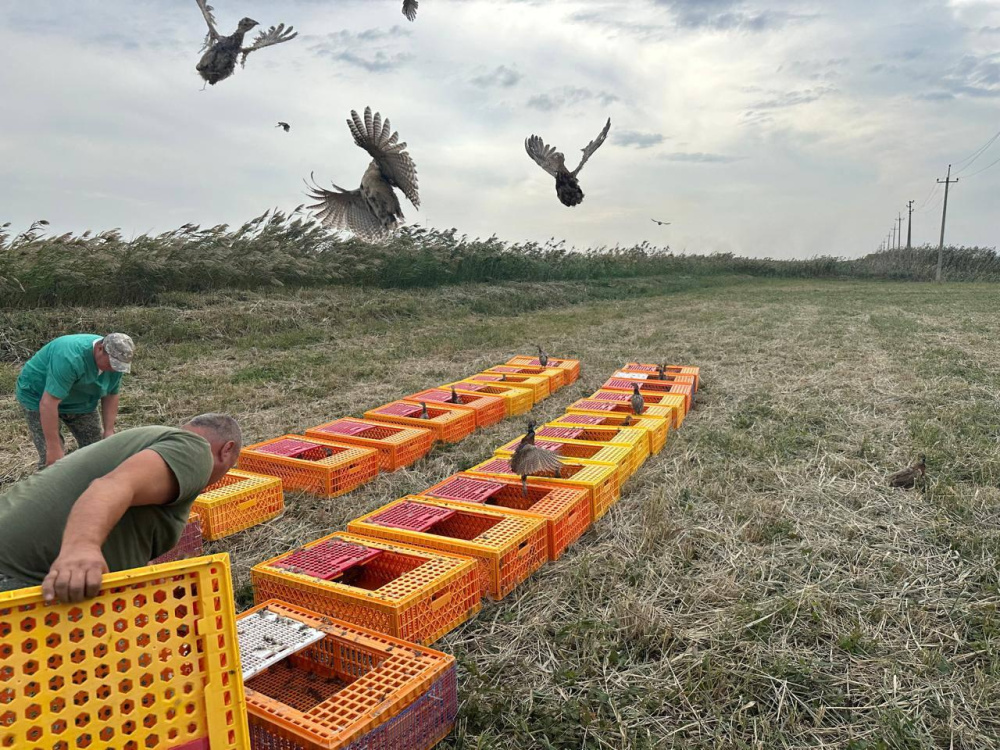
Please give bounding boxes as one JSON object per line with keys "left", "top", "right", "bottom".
{"left": 22, "top": 406, "right": 103, "bottom": 469}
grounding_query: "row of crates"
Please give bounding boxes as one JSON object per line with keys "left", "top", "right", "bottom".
{"left": 149, "top": 355, "right": 582, "bottom": 559}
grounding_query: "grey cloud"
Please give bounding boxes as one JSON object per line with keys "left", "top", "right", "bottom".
{"left": 308, "top": 26, "right": 412, "bottom": 72}
{"left": 306, "top": 26, "right": 411, "bottom": 46}
{"left": 942, "top": 53, "right": 1000, "bottom": 98}
{"left": 751, "top": 86, "right": 835, "bottom": 110}
{"left": 614, "top": 130, "right": 667, "bottom": 148}
{"left": 327, "top": 50, "right": 413, "bottom": 73}
{"left": 982, "top": 26, "right": 1000, "bottom": 34}
{"left": 652, "top": 0, "right": 803, "bottom": 32}
{"left": 915, "top": 91, "right": 955, "bottom": 101}
{"left": 470, "top": 65, "right": 522, "bottom": 88}
{"left": 661, "top": 152, "right": 743, "bottom": 163}
{"left": 527, "top": 86, "right": 619, "bottom": 111}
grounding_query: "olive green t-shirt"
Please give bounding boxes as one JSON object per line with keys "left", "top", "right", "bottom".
{"left": 0, "top": 426, "right": 213, "bottom": 585}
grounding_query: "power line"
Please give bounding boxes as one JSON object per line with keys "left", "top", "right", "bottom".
{"left": 960, "top": 153, "right": 1000, "bottom": 179}
{"left": 953, "top": 125, "right": 1000, "bottom": 172}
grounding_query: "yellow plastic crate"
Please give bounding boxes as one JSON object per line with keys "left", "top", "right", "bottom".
{"left": 507, "top": 355, "right": 581, "bottom": 384}
{"left": 465, "top": 455, "right": 621, "bottom": 522}
{"left": 538, "top": 422, "right": 649, "bottom": 476}
{"left": 466, "top": 372, "right": 550, "bottom": 403}
{"left": 483, "top": 365, "right": 565, "bottom": 392}
{"left": 0, "top": 554, "right": 249, "bottom": 750}
{"left": 441, "top": 380, "right": 534, "bottom": 417}
{"left": 494, "top": 436, "right": 631, "bottom": 488}
{"left": 251, "top": 532, "right": 482, "bottom": 645}
{"left": 348, "top": 497, "right": 548, "bottom": 600}
{"left": 550, "top": 412, "right": 670, "bottom": 455}
{"left": 568, "top": 396, "right": 680, "bottom": 430}
{"left": 621, "top": 362, "right": 700, "bottom": 391}
{"left": 601, "top": 378, "right": 693, "bottom": 417}
{"left": 191, "top": 469, "right": 285, "bottom": 541}
{"left": 589, "top": 389, "right": 687, "bottom": 428}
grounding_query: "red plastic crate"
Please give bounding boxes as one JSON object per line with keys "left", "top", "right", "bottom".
{"left": 602, "top": 377, "right": 693, "bottom": 413}
{"left": 621, "top": 362, "right": 700, "bottom": 390}
{"left": 305, "top": 417, "right": 434, "bottom": 472}
{"left": 365, "top": 400, "right": 477, "bottom": 444}
{"left": 407, "top": 388, "right": 506, "bottom": 428}
{"left": 239, "top": 435, "right": 380, "bottom": 498}
{"left": 273, "top": 539, "right": 383, "bottom": 580}
{"left": 421, "top": 475, "right": 506, "bottom": 504}
{"left": 149, "top": 515, "right": 203, "bottom": 564}
{"left": 368, "top": 501, "right": 457, "bottom": 532}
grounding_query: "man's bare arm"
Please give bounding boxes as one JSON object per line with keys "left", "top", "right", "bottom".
{"left": 100, "top": 393, "right": 120, "bottom": 438}
{"left": 39, "top": 392, "right": 64, "bottom": 466}
{"left": 42, "top": 449, "right": 180, "bottom": 604}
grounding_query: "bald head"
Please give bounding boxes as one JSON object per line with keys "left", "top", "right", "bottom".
{"left": 182, "top": 413, "right": 242, "bottom": 483}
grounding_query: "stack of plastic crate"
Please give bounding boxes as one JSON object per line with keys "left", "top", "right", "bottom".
{"left": 191, "top": 468, "right": 285, "bottom": 541}
{"left": 0, "top": 555, "right": 250, "bottom": 750}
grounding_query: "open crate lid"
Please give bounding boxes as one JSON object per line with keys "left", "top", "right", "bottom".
{"left": 315, "top": 419, "right": 374, "bottom": 437}
{"left": 370, "top": 501, "right": 456, "bottom": 532}
{"left": 378, "top": 401, "right": 424, "bottom": 417}
{"left": 537, "top": 426, "right": 585, "bottom": 440}
{"left": 256, "top": 437, "right": 331, "bottom": 458}
{"left": 426, "top": 476, "right": 505, "bottom": 504}
{"left": 237, "top": 606, "right": 327, "bottom": 682}
{"left": 558, "top": 414, "right": 607, "bottom": 425}
{"left": 272, "top": 539, "right": 383, "bottom": 580}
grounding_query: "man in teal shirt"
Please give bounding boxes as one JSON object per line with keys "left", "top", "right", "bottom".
{"left": 15, "top": 333, "right": 136, "bottom": 468}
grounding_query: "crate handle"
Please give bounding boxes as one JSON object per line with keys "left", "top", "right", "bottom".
{"left": 429, "top": 591, "right": 453, "bottom": 610}
{"left": 516, "top": 540, "right": 533, "bottom": 557}
{"left": 237, "top": 497, "right": 261, "bottom": 511}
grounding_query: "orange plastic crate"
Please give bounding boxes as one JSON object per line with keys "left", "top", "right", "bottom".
{"left": 441, "top": 380, "right": 534, "bottom": 417}
{"left": 304, "top": 417, "right": 434, "bottom": 472}
{"left": 364, "top": 400, "right": 476, "bottom": 444}
{"left": 568, "top": 396, "right": 680, "bottom": 429}
{"left": 550, "top": 412, "right": 670, "bottom": 455}
{"left": 349, "top": 497, "right": 548, "bottom": 600}
{"left": 238, "top": 435, "right": 379, "bottom": 498}
{"left": 494, "top": 436, "right": 632, "bottom": 487}
{"left": 251, "top": 532, "right": 481, "bottom": 645}
{"left": 621, "top": 362, "right": 700, "bottom": 391}
{"left": 242, "top": 601, "right": 456, "bottom": 750}
{"left": 421, "top": 474, "right": 592, "bottom": 560}
{"left": 406, "top": 389, "right": 506, "bottom": 428}
{"left": 483, "top": 365, "right": 565, "bottom": 392}
{"left": 465, "top": 455, "right": 621, "bottom": 522}
{"left": 0, "top": 554, "right": 249, "bottom": 750}
{"left": 538, "top": 422, "right": 649, "bottom": 475}
{"left": 507, "top": 355, "right": 581, "bottom": 384}
{"left": 589, "top": 389, "right": 687, "bottom": 428}
{"left": 601, "top": 377, "right": 693, "bottom": 414}
{"left": 466, "top": 372, "right": 550, "bottom": 402}
{"left": 192, "top": 469, "right": 285, "bottom": 541}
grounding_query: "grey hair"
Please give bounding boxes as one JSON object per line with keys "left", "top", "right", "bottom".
{"left": 182, "top": 413, "right": 242, "bottom": 448}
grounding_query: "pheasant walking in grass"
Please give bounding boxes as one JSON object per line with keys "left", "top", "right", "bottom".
{"left": 509, "top": 421, "right": 563, "bottom": 497}
{"left": 307, "top": 107, "right": 420, "bottom": 243}
{"left": 537, "top": 345, "right": 549, "bottom": 367}
{"left": 525, "top": 118, "right": 611, "bottom": 207}
{"left": 888, "top": 456, "right": 926, "bottom": 489}
{"left": 630, "top": 383, "right": 645, "bottom": 416}
{"left": 194, "top": 1, "right": 296, "bottom": 86}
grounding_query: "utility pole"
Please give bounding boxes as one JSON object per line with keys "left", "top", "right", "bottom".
{"left": 936, "top": 165, "right": 959, "bottom": 283}
{"left": 891, "top": 224, "right": 897, "bottom": 250}
{"left": 906, "top": 200, "right": 914, "bottom": 250}
{"left": 896, "top": 213, "right": 904, "bottom": 249}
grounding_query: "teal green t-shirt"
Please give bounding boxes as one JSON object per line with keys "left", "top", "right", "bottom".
{"left": 0, "top": 426, "right": 213, "bottom": 585}
{"left": 15, "top": 334, "right": 123, "bottom": 413}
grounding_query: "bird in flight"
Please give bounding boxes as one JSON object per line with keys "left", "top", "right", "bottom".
{"left": 194, "top": 1, "right": 296, "bottom": 86}
{"left": 651, "top": 219, "right": 671, "bottom": 226}
{"left": 276, "top": 122, "right": 290, "bottom": 132}
{"left": 509, "top": 421, "right": 563, "bottom": 496}
{"left": 402, "top": 0, "right": 419, "bottom": 20}
{"left": 525, "top": 118, "right": 611, "bottom": 207}
{"left": 307, "top": 107, "right": 420, "bottom": 243}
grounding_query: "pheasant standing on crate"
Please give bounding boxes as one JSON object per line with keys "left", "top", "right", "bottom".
{"left": 419, "top": 402, "right": 431, "bottom": 419}
{"left": 630, "top": 383, "right": 645, "bottom": 416}
{"left": 307, "top": 107, "right": 420, "bottom": 243}
{"left": 448, "top": 386, "right": 462, "bottom": 404}
{"left": 888, "top": 456, "right": 927, "bottom": 489}
{"left": 537, "top": 346, "right": 549, "bottom": 367}
{"left": 509, "top": 421, "right": 563, "bottom": 497}
{"left": 194, "top": 1, "right": 297, "bottom": 87}
{"left": 656, "top": 363, "right": 666, "bottom": 380}
{"left": 525, "top": 118, "right": 611, "bottom": 207}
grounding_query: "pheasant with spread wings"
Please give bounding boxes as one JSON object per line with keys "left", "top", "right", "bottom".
{"left": 307, "top": 107, "right": 421, "bottom": 243}
{"left": 194, "top": 0, "right": 296, "bottom": 86}
{"left": 525, "top": 117, "right": 611, "bottom": 207}
{"left": 402, "top": 0, "right": 420, "bottom": 21}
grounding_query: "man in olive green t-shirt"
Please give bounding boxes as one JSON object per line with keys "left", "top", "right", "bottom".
{"left": 15, "top": 332, "right": 136, "bottom": 468}
{"left": 0, "top": 414, "right": 241, "bottom": 603}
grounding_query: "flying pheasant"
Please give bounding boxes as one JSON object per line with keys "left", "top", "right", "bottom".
{"left": 651, "top": 219, "right": 671, "bottom": 226}
{"left": 509, "top": 421, "right": 563, "bottom": 496}
{"left": 194, "top": 1, "right": 296, "bottom": 86}
{"left": 276, "top": 121, "right": 290, "bottom": 132}
{"left": 402, "top": 0, "right": 419, "bottom": 20}
{"left": 888, "top": 456, "right": 926, "bottom": 489}
{"left": 307, "top": 107, "right": 420, "bottom": 243}
{"left": 525, "top": 117, "right": 611, "bottom": 207}
{"left": 630, "top": 383, "right": 645, "bottom": 416}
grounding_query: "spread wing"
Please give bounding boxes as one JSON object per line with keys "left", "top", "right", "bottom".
{"left": 240, "top": 23, "right": 297, "bottom": 63}
{"left": 195, "top": 0, "right": 220, "bottom": 48}
{"left": 571, "top": 117, "right": 611, "bottom": 176}
{"left": 525, "top": 135, "right": 564, "bottom": 177}
{"left": 305, "top": 175, "right": 388, "bottom": 242}
{"left": 513, "top": 445, "right": 564, "bottom": 476}
{"left": 402, "top": 0, "right": 419, "bottom": 21}
{"left": 347, "top": 107, "right": 420, "bottom": 208}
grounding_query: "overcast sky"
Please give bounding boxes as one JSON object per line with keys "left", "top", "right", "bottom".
{"left": 0, "top": 0, "right": 997, "bottom": 258}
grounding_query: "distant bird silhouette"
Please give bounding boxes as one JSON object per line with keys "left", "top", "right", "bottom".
{"left": 448, "top": 386, "right": 462, "bottom": 404}
{"left": 888, "top": 455, "right": 926, "bottom": 489}
{"left": 630, "top": 383, "right": 645, "bottom": 416}
{"left": 307, "top": 107, "right": 420, "bottom": 243}
{"left": 537, "top": 345, "right": 549, "bottom": 367}
{"left": 500, "top": 374, "right": 508, "bottom": 382}
{"left": 656, "top": 363, "right": 666, "bottom": 380}
{"left": 402, "top": 0, "right": 419, "bottom": 20}
{"left": 622, "top": 415, "right": 633, "bottom": 426}
{"left": 651, "top": 219, "right": 671, "bottom": 226}
{"left": 276, "top": 121, "right": 290, "bottom": 132}
{"left": 525, "top": 117, "right": 611, "bottom": 207}
{"left": 419, "top": 402, "right": 430, "bottom": 419}
{"left": 195, "top": 1, "right": 296, "bottom": 86}
{"left": 509, "top": 421, "right": 563, "bottom": 497}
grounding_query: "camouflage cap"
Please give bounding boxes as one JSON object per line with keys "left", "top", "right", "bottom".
{"left": 103, "top": 333, "right": 135, "bottom": 374}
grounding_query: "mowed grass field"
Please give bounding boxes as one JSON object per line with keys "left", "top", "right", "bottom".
{"left": 2, "top": 276, "right": 999, "bottom": 749}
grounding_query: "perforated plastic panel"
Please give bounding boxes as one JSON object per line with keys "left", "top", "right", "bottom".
{"left": 272, "top": 540, "right": 383, "bottom": 580}
{"left": 255, "top": 438, "right": 334, "bottom": 459}
{"left": 423, "top": 476, "right": 505, "bottom": 504}
{"left": 536, "top": 426, "right": 586, "bottom": 440}
{"left": 369, "top": 501, "right": 456, "bottom": 532}
{"left": 313, "top": 420, "right": 373, "bottom": 437}
{"left": 237, "top": 607, "right": 327, "bottom": 682}
{"left": 375, "top": 402, "right": 422, "bottom": 417}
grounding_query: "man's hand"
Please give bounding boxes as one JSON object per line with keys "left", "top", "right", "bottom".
{"left": 42, "top": 545, "right": 108, "bottom": 603}
{"left": 45, "top": 444, "right": 65, "bottom": 467}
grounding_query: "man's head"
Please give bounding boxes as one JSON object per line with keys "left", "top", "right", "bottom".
{"left": 94, "top": 333, "right": 135, "bottom": 374}
{"left": 181, "top": 413, "right": 242, "bottom": 484}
